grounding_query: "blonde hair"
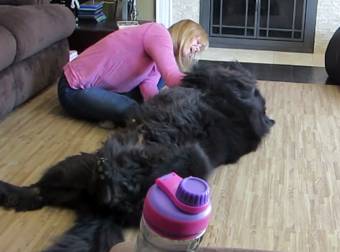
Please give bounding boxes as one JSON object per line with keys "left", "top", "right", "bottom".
{"left": 168, "top": 19, "right": 209, "bottom": 72}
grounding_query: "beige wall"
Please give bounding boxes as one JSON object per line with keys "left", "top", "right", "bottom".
{"left": 314, "top": 0, "right": 340, "bottom": 53}
{"left": 137, "top": 0, "right": 155, "bottom": 21}
{"left": 172, "top": 0, "right": 340, "bottom": 53}
{"left": 172, "top": 0, "right": 200, "bottom": 24}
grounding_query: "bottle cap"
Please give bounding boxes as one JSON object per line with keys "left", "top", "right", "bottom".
{"left": 142, "top": 172, "right": 211, "bottom": 239}
{"left": 176, "top": 177, "right": 209, "bottom": 207}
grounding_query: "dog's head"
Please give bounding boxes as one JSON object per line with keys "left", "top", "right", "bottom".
{"left": 182, "top": 62, "right": 275, "bottom": 138}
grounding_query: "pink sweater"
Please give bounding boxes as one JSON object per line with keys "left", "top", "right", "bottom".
{"left": 64, "top": 23, "right": 184, "bottom": 100}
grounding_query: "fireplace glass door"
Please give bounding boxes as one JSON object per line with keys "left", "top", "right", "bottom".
{"left": 211, "top": 0, "right": 257, "bottom": 37}
{"left": 201, "top": 0, "right": 317, "bottom": 52}
{"left": 258, "top": 0, "right": 305, "bottom": 40}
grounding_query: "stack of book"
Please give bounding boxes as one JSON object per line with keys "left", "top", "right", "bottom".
{"left": 78, "top": 1, "right": 107, "bottom": 23}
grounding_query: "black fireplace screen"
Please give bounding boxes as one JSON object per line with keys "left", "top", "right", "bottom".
{"left": 200, "top": 0, "right": 318, "bottom": 52}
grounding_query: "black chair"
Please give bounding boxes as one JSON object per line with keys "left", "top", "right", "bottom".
{"left": 325, "top": 27, "right": 340, "bottom": 84}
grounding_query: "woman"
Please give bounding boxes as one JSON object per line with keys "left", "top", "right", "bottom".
{"left": 58, "top": 19, "right": 208, "bottom": 126}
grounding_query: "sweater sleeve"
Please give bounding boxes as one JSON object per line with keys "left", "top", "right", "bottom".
{"left": 139, "top": 65, "right": 161, "bottom": 101}
{"left": 143, "top": 23, "right": 184, "bottom": 87}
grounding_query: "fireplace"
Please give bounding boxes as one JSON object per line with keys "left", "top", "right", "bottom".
{"left": 200, "top": 0, "right": 318, "bottom": 52}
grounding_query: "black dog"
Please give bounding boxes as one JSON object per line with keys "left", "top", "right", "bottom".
{"left": 0, "top": 63, "right": 274, "bottom": 252}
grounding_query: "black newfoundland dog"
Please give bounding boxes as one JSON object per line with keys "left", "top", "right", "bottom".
{"left": 0, "top": 63, "right": 274, "bottom": 252}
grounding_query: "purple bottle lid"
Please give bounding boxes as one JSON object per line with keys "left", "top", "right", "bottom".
{"left": 156, "top": 173, "right": 210, "bottom": 214}
{"left": 142, "top": 172, "right": 211, "bottom": 239}
{"left": 176, "top": 176, "right": 210, "bottom": 208}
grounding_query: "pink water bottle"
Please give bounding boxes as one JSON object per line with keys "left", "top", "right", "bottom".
{"left": 135, "top": 172, "right": 211, "bottom": 252}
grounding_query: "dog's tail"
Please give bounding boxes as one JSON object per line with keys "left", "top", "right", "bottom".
{"left": 43, "top": 213, "right": 124, "bottom": 252}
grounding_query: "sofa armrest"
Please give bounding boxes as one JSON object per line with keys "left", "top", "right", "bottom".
{"left": 0, "top": 0, "right": 50, "bottom": 5}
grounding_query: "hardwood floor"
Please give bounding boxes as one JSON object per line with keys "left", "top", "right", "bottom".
{"left": 0, "top": 81, "right": 340, "bottom": 252}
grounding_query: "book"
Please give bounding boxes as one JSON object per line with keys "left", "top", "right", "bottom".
{"left": 78, "top": 12, "right": 107, "bottom": 22}
{"left": 78, "top": 8, "right": 103, "bottom": 16}
{"left": 79, "top": 1, "right": 104, "bottom": 11}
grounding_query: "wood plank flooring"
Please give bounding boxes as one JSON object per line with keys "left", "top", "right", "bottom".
{"left": 0, "top": 81, "right": 340, "bottom": 252}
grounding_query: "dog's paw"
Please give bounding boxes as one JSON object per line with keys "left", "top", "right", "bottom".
{"left": 0, "top": 183, "right": 6, "bottom": 205}
{"left": 0, "top": 180, "right": 13, "bottom": 207}
{"left": 96, "top": 158, "right": 114, "bottom": 205}
{"left": 15, "top": 187, "right": 44, "bottom": 211}
{"left": 0, "top": 181, "right": 43, "bottom": 211}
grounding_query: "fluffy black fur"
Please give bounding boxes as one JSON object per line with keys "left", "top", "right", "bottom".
{"left": 0, "top": 63, "right": 274, "bottom": 252}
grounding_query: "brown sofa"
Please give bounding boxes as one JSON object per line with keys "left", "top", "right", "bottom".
{"left": 0, "top": 0, "right": 76, "bottom": 120}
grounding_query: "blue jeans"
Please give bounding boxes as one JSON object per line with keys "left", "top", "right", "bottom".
{"left": 58, "top": 74, "right": 164, "bottom": 124}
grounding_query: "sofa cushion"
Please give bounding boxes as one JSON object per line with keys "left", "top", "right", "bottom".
{"left": 0, "top": 67, "right": 16, "bottom": 119}
{"left": 0, "top": 4, "right": 75, "bottom": 62}
{"left": 0, "top": 39, "right": 69, "bottom": 120}
{"left": 0, "top": 26, "right": 16, "bottom": 71}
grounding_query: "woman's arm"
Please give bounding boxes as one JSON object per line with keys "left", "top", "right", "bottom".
{"left": 139, "top": 65, "right": 161, "bottom": 101}
{"left": 143, "top": 23, "right": 185, "bottom": 87}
